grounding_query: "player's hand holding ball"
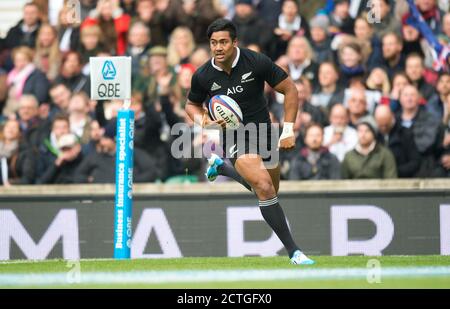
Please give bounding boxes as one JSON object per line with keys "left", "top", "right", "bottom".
{"left": 202, "top": 109, "right": 226, "bottom": 129}
{"left": 278, "top": 122, "right": 295, "bottom": 150}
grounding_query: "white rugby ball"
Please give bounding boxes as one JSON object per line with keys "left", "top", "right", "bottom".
{"left": 208, "top": 95, "right": 243, "bottom": 129}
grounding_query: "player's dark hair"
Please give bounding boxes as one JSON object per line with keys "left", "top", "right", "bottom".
{"left": 207, "top": 19, "right": 237, "bottom": 41}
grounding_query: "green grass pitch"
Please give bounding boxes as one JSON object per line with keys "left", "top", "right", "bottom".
{"left": 1, "top": 256, "right": 450, "bottom": 288}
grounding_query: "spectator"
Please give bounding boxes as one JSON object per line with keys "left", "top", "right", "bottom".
{"left": 232, "top": 0, "right": 273, "bottom": 55}
{"left": 213, "top": 0, "right": 234, "bottom": 20}
{"left": 437, "top": 0, "right": 449, "bottom": 12}
{"left": 34, "top": 24, "right": 62, "bottom": 81}
{"left": 279, "top": 89, "right": 308, "bottom": 179}
{"left": 78, "top": 24, "right": 106, "bottom": 72}
{"left": 432, "top": 92, "right": 450, "bottom": 176}
{"left": 120, "top": 0, "right": 137, "bottom": 16}
{"left": 272, "top": 0, "right": 309, "bottom": 59}
{"left": 49, "top": 83, "right": 72, "bottom": 118}
{"left": 438, "top": 12, "right": 450, "bottom": 45}
{"left": 346, "top": 88, "right": 371, "bottom": 127}
{"left": 16, "top": 95, "right": 47, "bottom": 149}
{"left": 399, "top": 84, "right": 443, "bottom": 177}
{"left": 309, "top": 14, "right": 333, "bottom": 64}
{"left": 74, "top": 122, "right": 159, "bottom": 183}
{"left": 370, "top": 0, "right": 401, "bottom": 39}
{"left": 5, "top": 2, "right": 42, "bottom": 50}
{"left": 365, "top": 66, "right": 391, "bottom": 96}
{"left": 189, "top": 46, "right": 211, "bottom": 68}
{"left": 379, "top": 32, "right": 406, "bottom": 79}
{"left": 404, "top": 0, "right": 445, "bottom": 36}
{"left": 37, "top": 133, "right": 83, "bottom": 184}
{"left": 3, "top": 47, "right": 50, "bottom": 117}
{"left": 427, "top": 73, "right": 450, "bottom": 121}
{"left": 285, "top": 36, "right": 318, "bottom": 84}
{"left": 36, "top": 114, "right": 71, "bottom": 179}
{"left": 167, "top": 27, "right": 195, "bottom": 68}
{"left": 69, "top": 92, "right": 92, "bottom": 145}
{"left": 81, "top": 119, "right": 104, "bottom": 156}
{"left": 405, "top": 53, "right": 436, "bottom": 101}
{"left": 323, "top": 103, "right": 358, "bottom": 162}
{"left": 54, "top": 51, "right": 90, "bottom": 95}
{"left": 388, "top": 71, "right": 411, "bottom": 112}
{"left": 172, "top": 63, "right": 196, "bottom": 121}
{"left": 256, "top": 0, "right": 283, "bottom": 30}
{"left": 289, "top": 123, "right": 341, "bottom": 180}
{"left": 163, "top": 0, "right": 222, "bottom": 45}
{"left": 126, "top": 21, "right": 152, "bottom": 81}
{"left": 342, "top": 117, "right": 397, "bottom": 179}
{"left": 311, "top": 62, "right": 344, "bottom": 110}
{"left": 338, "top": 41, "right": 366, "bottom": 87}
{"left": 0, "top": 119, "right": 35, "bottom": 185}
{"left": 134, "top": 46, "right": 175, "bottom": 105}
{"left": 135, "top": 0, "right": 168, "bottom": 46}
{"left": 79, "top": 0, "right": 97, "bottom": 21}
{"left": 151, "top": 71, "right": 183, "bottom": 179}
{"left": 56, "top": 2, "right": 81, "bottom": 53}
{"left": 81, "top": 0, "right": 131, "bottom": 55}
{"left": 375, "top": 104, "right": 421, "bottom": 177}
{"left": 354, "top": 14, "right": 382, "bottom": 70}
{"left": 294, "top": 78, "right": 327, "bottom": 127}
{"left": 129, "top": 94, "right": 148, "bottom": 151}
{"left": 275, "top": 0, "right": 308, "bottom": 38}
{"left": 216, "top": 0, "right": 235, "bottom": 20}
{"left": 344, "top": 77, "right": 382, "bottom": 114}
{"left": 328, "top": 0, "right": 354, "bottom": 35}
{"left": 401, "top": 14, "right": 424, "bottom": 57}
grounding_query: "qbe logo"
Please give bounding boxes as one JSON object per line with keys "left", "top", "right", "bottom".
{"left": 102, "top": 60, "right": 116, "bottom": 80}
{"left": 98, "top": 60, "right": 120, "bottom": 98}
{"left": 90, "top": 56, "right": 131, "bottom": 100}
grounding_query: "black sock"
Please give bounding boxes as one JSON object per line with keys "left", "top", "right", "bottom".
{"left": 217, "top": 161, "right": 252, "bottom": 192}
{"left": 259, "top": 197, "right": 299, "bottom": 258}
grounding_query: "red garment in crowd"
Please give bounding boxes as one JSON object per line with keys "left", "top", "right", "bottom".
{"left": 81, "top": 13, "right": 131, "bottom": 56}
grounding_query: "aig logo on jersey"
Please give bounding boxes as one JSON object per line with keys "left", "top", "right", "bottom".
{"left": 241, "top": 71, "right": 255, "bottom": 83}
{"left": 227, "top": 85, "right": 243, "bottom": 95}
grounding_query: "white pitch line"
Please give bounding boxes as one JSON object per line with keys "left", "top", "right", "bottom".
{"left": 0, "top": 267, "right": 450, "bottom": 286}
{"left": 0, "top": 258, "right": 118, "bottom": 265}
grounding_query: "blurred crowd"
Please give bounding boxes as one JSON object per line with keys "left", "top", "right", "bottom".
{"left": 0, "top": 0, "right": 449, "bottom": 186}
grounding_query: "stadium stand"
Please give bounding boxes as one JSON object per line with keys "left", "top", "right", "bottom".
{"left": 0, "top": 0, "right": 449, "bottom": 186}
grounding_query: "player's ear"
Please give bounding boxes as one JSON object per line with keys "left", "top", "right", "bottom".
{"left": 232, "top": 39, "right": 238, "bottom": 47}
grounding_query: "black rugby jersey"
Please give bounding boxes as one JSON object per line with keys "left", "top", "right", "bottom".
{"left": 188, "top": 47, "right": 288, "bottom": 124}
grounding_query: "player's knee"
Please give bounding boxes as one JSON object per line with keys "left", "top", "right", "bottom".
{"left": 253, "top": 178, "right": 276, "bottom": 200}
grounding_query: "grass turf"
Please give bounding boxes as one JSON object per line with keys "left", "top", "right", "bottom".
{"left": 0, "top": 256, "right": 449, "bottom": 288}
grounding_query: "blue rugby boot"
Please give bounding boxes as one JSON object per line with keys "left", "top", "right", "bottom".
{"left": 290, "top": 250, "right": 315, "bottom": 265}
{"left": 206, "top": 153, "right": 224, "bottom": 182}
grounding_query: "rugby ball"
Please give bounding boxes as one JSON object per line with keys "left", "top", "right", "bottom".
{"left": 208, "top": 95, "right": 243, "bottom": 129}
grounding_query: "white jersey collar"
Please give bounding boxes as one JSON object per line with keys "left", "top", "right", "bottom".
{"left": 211, "top": 47, "right": 240, "bottom": 71}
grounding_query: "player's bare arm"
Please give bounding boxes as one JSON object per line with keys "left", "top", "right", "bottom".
{"left": 273, "top": 77, "right": 298, "bottom": 150}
